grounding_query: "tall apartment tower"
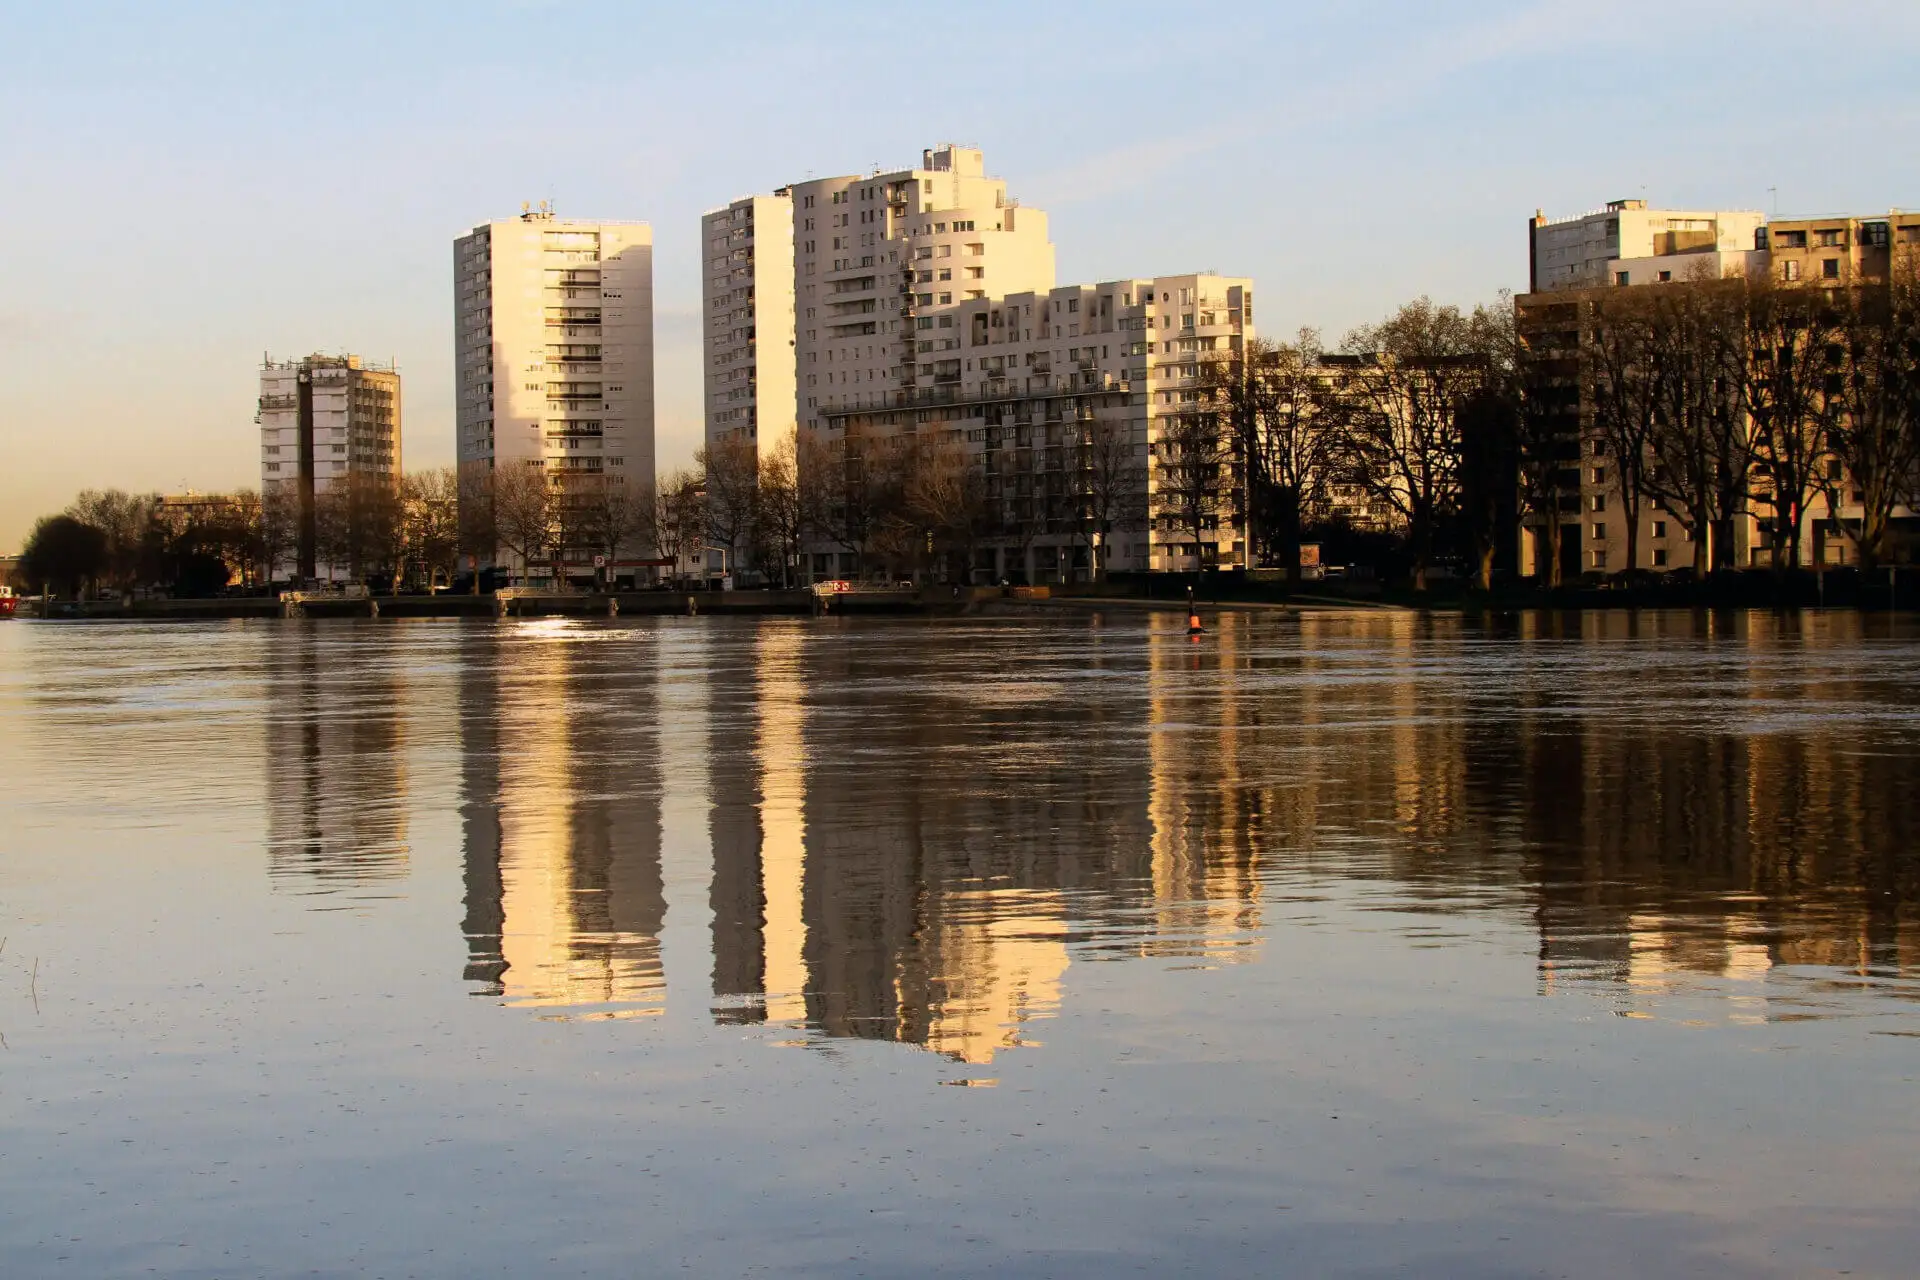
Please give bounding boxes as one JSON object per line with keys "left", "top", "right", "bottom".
{"left": 703, "top": 145, "right": 1055, "bottom": 446}
{"left": 789, "top": 145, "right": 1055, "bottom": 436}
{"left": 702, "top": 192, "right": 796, "bottom": 457}
{"left": 454, "top": 206, "right": 655, "bottom": 580}
{"left": 257, "top": 353, "right": 401, "bottom": 580}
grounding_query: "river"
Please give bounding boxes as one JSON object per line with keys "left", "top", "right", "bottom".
{"left": 2, "top": 609, "right": 1918, "bottom": 1277}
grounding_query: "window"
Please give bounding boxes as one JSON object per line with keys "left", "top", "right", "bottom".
{"left": 1658, "top": 270, "right": 1673, "bottom": 282}
{"left": 1590, "top": 493, "right": 1606, "bottom": 513}
{"left": 937, "top": 269, "right": 951, "bottom": 281}
{"left": 1776, "top": 229, "right": 1807, "bottom": 248}
{"left": 1591, "top": 522, "right": 1607, "bottom": 540}
{"left": 938, "top": 244, "right": 952, "bottom": 257}
{"left": 1822, "top": 258, "right": 1840, "bottom": 280}
{"left": 1592, "top": 549, "right": 1608, "bottom": 569}
{"left": 1652, "top": 520, "right": 1667, "bottom": 539}
{"left": 1816, "top": 229, "right": 1844, "bottom": 248}
{"left": 1783, "top": 260, "right": 1801, "bottom": 282}
{"left": 1652, "top": 548, "right": 1668, "bottom": 567}
{"left": 1615, "top": 271, "right": 1630, "bottom": 286}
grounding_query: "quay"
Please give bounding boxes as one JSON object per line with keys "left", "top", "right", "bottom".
{"left": 18, "top": 587, "right": 1000, "bottom": 622}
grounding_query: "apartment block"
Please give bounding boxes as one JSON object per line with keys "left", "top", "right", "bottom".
{"left": 1518, "top": 202, "right": 1920, "bottom": 576}
{"left": 790, "top": 145, "right": 1056, "bottom": 436}
{"left": 817, "top": 273, "right": 1254, "bottom": 581}
{"left": 454, "top": 206, "right": 654, "bottom": 581}
{"left": 257, "top": 353, "right": 401, "bottom": 580}
{"left": 702, "top": 193, "right": 796, "bottom": 455}
{"left": 1529, "top": 199, "right": 1764, "bottom": 293}
{"left": 1761, "top": 211, "right": 1920, "bottom": 286}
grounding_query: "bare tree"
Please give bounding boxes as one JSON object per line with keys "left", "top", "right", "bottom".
{"left": 698, "top": 433, "right": 761, "bottom": 580}
{"left": 1583, "top": 290, "right": 1669, "bottom": 576}
{"left": 1639, "top": 279, "right": 1756, "bottom": 573}
{"left": 1821, "top": 268, "right": 1920, "bottom": 572}
{"left": 456, "top": 466, "right": 498, "bottom": 592}
{"left": 1334, "top": 299, "right": 1494, "bottom": 589}
{"left": 65, "top": 489, "right": 157, "bottom": 590}
{"left": 575, "top": 474, "right": 649, "bottom": 582}
{"left": 753, "top": 428, "right": 804, "bottom": 587}
{"left": 1071, "top": 415, "right": 1146, "bottom": 582}
{"left": 901, "top": 435, "right": 989, "bottom": 583}
{"left": 401, "top": 468, "right": 461, "bottom": 589}
{"left": 816, "top": 423, "right": 898, "bottom": 578}
{"left": 1151, "top": 408, "right": 1236, "bottom": 573}
{"left": 312, "top": 473, "right": 401, "bottom": 583}
{"left": 651, "top": 469, "right": 707, "bottom": 587}
{"left": 1746, "top": 278, "right": 1837, "bottom": 571}
{"left": 491, "top": 461, "right": 554, "bottom": 587}
{"left": 259, "top": 484, "right": 300, "bottom": 585}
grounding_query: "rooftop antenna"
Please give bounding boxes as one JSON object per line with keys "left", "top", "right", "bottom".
{"left": 1768, "top": 186, "right": 1778, "bottom": 217}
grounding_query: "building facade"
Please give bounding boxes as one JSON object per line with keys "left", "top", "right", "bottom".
{"left": 454, "top": 206, "right": 655, "bottom": 583}
{"left": 787, "top": 145, "right": 1057, "bottom": 438}
{"left": 257, "top": 353, "right": 401, "bottom": 581}
{"left": 1529, "top": 199, "right": 1764, "bottom": 294}
{"left": 702, "top": 193, "right": 796, "bottom": 455}
{"left": 1517, "top": 204, "right": 1920, "bottom": 577}
{"left": 816, "top": 273, "right": 1254, "bottom": 581}
{"left": 707, "top": 146, "right": 1255, "bottom": 582}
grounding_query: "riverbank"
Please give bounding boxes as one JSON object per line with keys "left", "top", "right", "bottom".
{"left": 11, "top": 568, "right": 1916, "bottom": 621}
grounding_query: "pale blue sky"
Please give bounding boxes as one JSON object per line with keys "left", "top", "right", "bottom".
{"left": 4, "top": 0, "right": 1917, "bottom": 549}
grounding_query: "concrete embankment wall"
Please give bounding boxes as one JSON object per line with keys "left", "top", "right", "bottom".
{"left": 19, "top": 588, "right": 986, "bottom": 621}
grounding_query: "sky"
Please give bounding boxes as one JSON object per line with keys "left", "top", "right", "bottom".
{"left": 3, "top": 0, "right": 1918, "bottom": 552}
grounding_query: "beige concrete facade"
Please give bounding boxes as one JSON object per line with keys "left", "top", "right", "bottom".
{"left": 789, "top": 145, "right": 1057, "bottom": 436}
{"left": 1518, "top": 205, "right": 1920, "bottom": 576}
{"left": 1530, "top": 199, "right": 1764, "bottom": 294}
{"left": 258, "top": 353, "right": 401, "bottom": 496}
{"left": 454, "top": 208, "right": 654, "bottom": 578}
{"left": 817, "top": 273, "right": 1254, "bottom": 581}
{"left": 705, "top": 145, "right": 1256, "bottom": 581}
{"left": 702, "top": 193, "right": 795, "bottom": 456}
{"left": 257, "top": 353, "right": 401, "bottom": 580}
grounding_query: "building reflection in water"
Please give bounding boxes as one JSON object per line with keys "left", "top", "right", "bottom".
{"left": 455, "top": 609, "right": 1920, "bottom": 1049}
{"left": 265, "top": 628, "right": 411, "bottom": 898}
{"left": 460, "top": 622, "right": 665, "bottom": 1019}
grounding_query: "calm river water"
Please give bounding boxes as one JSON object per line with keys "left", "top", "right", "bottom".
{"left": 3, "top": 610, "right": 1919, "bottom": 1277}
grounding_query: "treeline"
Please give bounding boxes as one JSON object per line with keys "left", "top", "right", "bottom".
{"left": 1204, "top": 267, "right": 1920, "bottom": 588}
{"left": 12, "top": 471, "right": 467, "bottom": 598}
{"left": 1531, "top": 269, "right": 1920, "bottom": 577}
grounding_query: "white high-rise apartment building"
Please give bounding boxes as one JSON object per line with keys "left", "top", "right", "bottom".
{"left": 257, "top": 353, "right": 401, "bottom": 581}
{"left": 701, "top": 145, "right": 1054, "bottom": 450}
{"left": 455, "top": 206, "right": 654, "bottom": 581}
{"left": 790, "top": 145, "right": 1055, "bottom": 436}
{"left": 702, "top": 192, "right": 796, "bottom": 456}
{"left": 703, "top": 146, "right": 1263, "bottom": 584}
{"left": 817, "top": 273, "right": 1255, "bottom": 581}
